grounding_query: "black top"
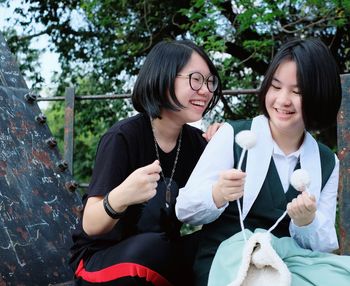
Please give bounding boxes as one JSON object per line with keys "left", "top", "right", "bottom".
{"left": 70, "top": 113, "right": 206, "bottom": 269}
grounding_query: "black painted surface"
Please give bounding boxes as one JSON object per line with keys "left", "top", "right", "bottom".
{"left": 0, "top": 33, "right": 82, "bottom": 284}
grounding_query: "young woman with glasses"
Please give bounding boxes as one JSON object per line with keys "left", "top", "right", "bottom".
{"left": 69, "top": 39, "right": 222, "bottom": 285}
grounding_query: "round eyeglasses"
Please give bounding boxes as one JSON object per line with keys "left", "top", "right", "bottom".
{"left": 177, "top": 72, "right": 219, "bottom": 93}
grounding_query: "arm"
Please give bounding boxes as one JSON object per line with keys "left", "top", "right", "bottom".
{"left": 289, "top": 155, "right": 339, "bottom": 252}
{"left": 175, "top": 123, "right": 245, "bottom": 225}
{"left": 81, "top": 130, "right": 161, "bottom": 236}
{"left": 83, "top": 160, "right": 161, "bottom": 236}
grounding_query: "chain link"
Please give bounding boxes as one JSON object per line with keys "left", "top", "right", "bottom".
{"left": 150, "top": 118, "right": 182, "bottom": 208}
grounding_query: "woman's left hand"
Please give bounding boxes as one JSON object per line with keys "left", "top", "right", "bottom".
{"left": 202, "top": 122, "right": 223, "bottom": 141}
{"left": 287, "top": 191, "right": 317, "bottom": 226}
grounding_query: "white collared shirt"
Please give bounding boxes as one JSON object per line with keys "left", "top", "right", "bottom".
{"left": 176, "top": 116, "right": 339, "bottom": 252}
{"left": 272, "top": 141, "right": 300, "bottom": 192}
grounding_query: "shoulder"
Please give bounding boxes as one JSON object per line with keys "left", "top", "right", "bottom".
{"left": 316, "top": 140, "right": 336, "bottom": 188}
{"left": 317, "top": 141, "right": 334, "bottom": 156}
{"left": 304, "top": 131, "right": 334, "bottom": 158}
{"left": 317, "top": 141, "right": 336, "bottom": 169}
{"left": 182, "top": 124, "right": 207, "bottom": 148}
{"left": 227, "top": 118, "right": 252, "bottom": 132}
{"left": 101, "top": 113, "right": 149, "bottom": 141}
{"left": 95, "top": 114, "right": 149, "bottom": 153}
{"left": 107, "top": 113, "right": 148, "bottom": 136}
{"left": 183, "top": 123, "right": 204, "bottom": 136}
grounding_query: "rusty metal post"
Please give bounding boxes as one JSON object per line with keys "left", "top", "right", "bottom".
{"left": 64, "top": 87, "right": 75, "bottom": 175}
{"left": 337, "top": 73, "right": 350, "bottom": 255}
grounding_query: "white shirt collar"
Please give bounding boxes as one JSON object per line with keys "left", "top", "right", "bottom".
{"left": 272, "top": 141, "right": 301, "bottom": 159}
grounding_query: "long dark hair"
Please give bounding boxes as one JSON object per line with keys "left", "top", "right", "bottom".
{"left": 259, "top": 38, "right": 342, "bottom": 131}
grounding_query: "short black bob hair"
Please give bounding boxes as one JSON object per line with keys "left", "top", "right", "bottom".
{"left": 132, "top": 40, "right": 222, "bottom": 119}
{"left": 258, "top": 38, "right": 342, "bottom": 131}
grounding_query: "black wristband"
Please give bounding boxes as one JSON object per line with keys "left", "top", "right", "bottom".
{"left": 103, "top": 192, "right": 126, "bottom": 219}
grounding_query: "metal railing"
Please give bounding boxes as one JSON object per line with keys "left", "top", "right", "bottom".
{"left": 37, "top": 88, "right": 260, "bottom": 179}
{"left": 37, "top": 74, "right": 350, "bottom": 255}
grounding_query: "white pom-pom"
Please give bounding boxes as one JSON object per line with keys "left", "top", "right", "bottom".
{"left": 235, "top": 130, "right": 257, "bottom": 150}
{"left": 290, "top": 169, "right": 311, "bottom": 192}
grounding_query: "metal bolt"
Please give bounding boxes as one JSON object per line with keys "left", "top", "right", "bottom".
{"left": 65, "top": 180, "right": 78, "bottom": 192}
{"left": 24, "top": 92, "right": 37, "bottom": 103}
{"left": 56, "top": 160, "right": 68, "bottom": 172}
{"left": 45, "top": 137, "right": 57, "bottom": 148}
{"left": 75, "top": 204, "right": 84, "bottom": 218}
{"left": 35, "top": 113, "right": 47, "bottom": 124}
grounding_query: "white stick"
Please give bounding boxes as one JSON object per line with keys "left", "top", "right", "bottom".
{"left": 268, "top": 169, "right": 311, "bottom": 233}
{"left": 268, "top": 210, "right": 287, "bottom": 233}
{"left": 237, "top": 148, "right": 247, "bottom": 241}
{"left": 234, "top": 130, "right": 257, "bottom": 242}
{"left": 237, "top": 149, "right": 246, "bottom": 171}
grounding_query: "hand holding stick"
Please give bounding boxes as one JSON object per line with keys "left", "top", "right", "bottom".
{"left": 235, "top": 130, "right": 257, "bottom": 241}
{"left": 268, "top": 168, "right": 311, "bottom": 232}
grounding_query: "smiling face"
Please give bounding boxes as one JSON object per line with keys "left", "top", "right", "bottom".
{"left": 265, "top": 60, "right": 305, "bottom": 140}
{"left": 161, "top": 51, "right": 214, "bottom": 124}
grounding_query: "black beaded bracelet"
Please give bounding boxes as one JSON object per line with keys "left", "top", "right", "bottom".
{"left": 103, "top": 192, "right": 126, "bottom": 219}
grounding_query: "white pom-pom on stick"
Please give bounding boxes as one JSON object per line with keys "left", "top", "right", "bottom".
{"left": 236, "top": 130, "right": 257, "bottom": 150}
{"left": 290, "top": 169, "right": 311, "bottom": 194}
{"left": 235, "top": 130, "right": 257, "bottom": 241}
{"left": 268, "top": 168, "right": 311, "bottom": 233}
{"left": 235, "top": 130, "right": 257, "bottom": 171}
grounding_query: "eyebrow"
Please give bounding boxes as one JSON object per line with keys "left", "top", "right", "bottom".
{"left": 272, "top": 77, "right": 298, "bottom": 88}
{"left": 189, "top": 71, "right": 212, "bottom": 77}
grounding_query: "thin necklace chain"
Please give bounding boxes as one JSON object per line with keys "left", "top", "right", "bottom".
{"left": 150, "top": 118, "right": 182, "bottom": 208}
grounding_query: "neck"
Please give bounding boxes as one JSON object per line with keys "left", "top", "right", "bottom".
{"left": 270, "top": 127, "right": 305, "bottom": 155}
{"left": 151, "top": 117, "right": 183, "bottom": 153}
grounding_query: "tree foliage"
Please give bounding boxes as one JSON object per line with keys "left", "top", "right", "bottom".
{"left": 45, "top": 74, "right": 132, "bottom": 185}
{"left": 2, "top": 0, "right": 350, "bottom": 183}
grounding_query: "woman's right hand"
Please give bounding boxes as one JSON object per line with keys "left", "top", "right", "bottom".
{"left": 112, "top": 160, "right": 162, "bottom": 208}
{"left": 212, "top": 169, "right": 246, "bottom": 208}
{"left": 83, "top": 160, "right": 161, "bottom": 236}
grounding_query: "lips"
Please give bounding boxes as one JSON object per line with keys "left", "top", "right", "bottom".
{"left": 275, "top": 108, "right": 295, "bottom": 114}
{"left": 190, "top": 100, "right": 206, "bottom": 107}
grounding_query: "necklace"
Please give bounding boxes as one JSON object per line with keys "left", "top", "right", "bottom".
{"left": 150, "top": 118, "right": 183, "bottom": 208}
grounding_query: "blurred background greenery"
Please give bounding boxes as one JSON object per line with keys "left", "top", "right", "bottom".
{"left": 1, "top": 0, "right": 349, "bottom": 190}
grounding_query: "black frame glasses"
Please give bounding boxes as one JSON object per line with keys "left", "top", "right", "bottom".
{"left": 177, "top": 72, "right": 218, "bottom": 93}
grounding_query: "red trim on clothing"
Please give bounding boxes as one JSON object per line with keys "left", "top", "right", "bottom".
{"left": 75, "top": 259, "right": 172, "bottom": 286}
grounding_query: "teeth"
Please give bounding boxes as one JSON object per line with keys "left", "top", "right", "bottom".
{"left": 191, "top": 100, "right": 205, "bottom": 106}
{"left": 276, "top": 108, "right": 293, "bottom": 114}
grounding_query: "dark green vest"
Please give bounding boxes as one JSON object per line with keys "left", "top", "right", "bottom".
{"left": 193, "top": 119, "right": 335, "bottom": 286}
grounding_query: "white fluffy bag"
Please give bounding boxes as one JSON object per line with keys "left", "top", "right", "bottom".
{"left": 208, "top": 229, "right": 292, "bottom": 286}
{"left": 227, "top": 231, "right": 291, "bottom": 286}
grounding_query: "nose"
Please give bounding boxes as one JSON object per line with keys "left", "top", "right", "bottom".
{"left": 197, "top": 81, "right": 211, "bottom": 95}
{"left": 277, "top": 89, "right": 292, "bottom": 105}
